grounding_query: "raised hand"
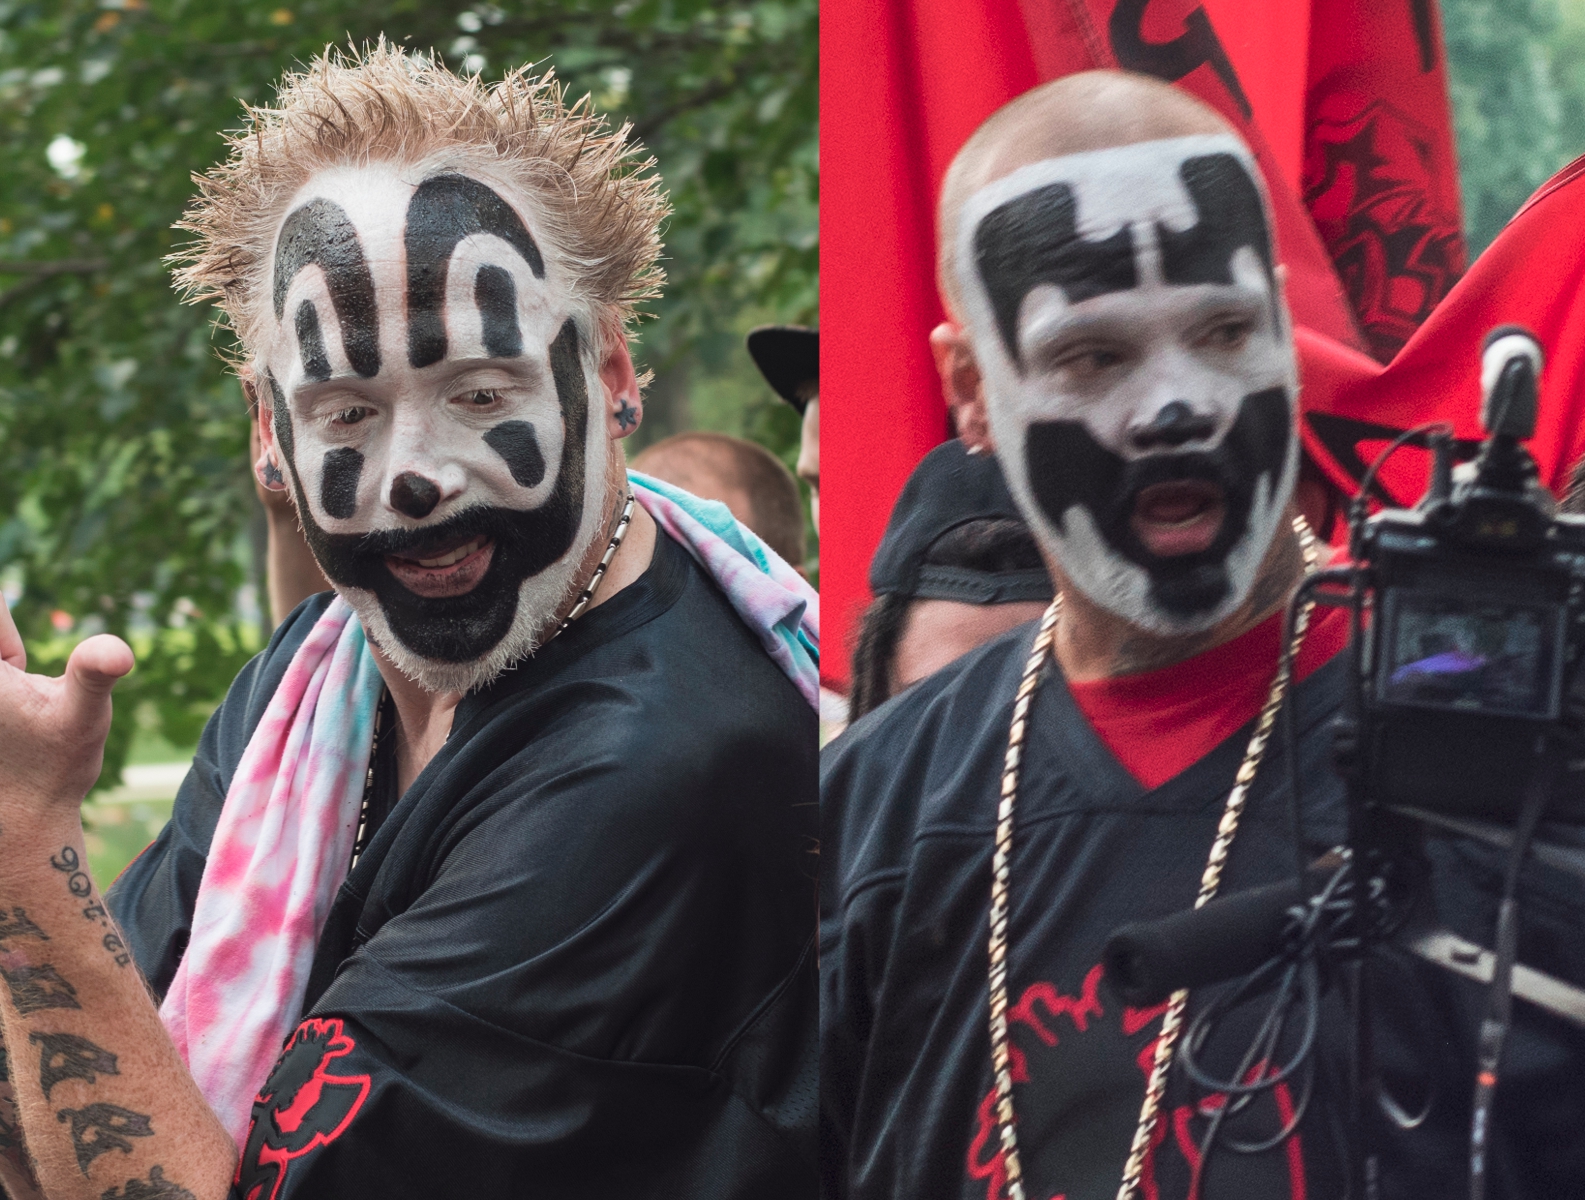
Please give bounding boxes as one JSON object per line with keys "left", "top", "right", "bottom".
{"left": 0, "top": 597, "right": 133, "bottom": 820}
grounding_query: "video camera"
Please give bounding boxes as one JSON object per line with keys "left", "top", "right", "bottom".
{"left": 1102, "top": 327, "right": 1585, "bottom": 1200}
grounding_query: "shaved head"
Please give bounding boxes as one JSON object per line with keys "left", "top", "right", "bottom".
{"left": 938, "top": 71, "right": 1233, "bottom": 316}
{"left": 941, "top": 70, "right": 1298, "bottom": 637}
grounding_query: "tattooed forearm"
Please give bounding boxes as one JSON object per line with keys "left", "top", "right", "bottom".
{"left": 0, "top": 1107, "right": 40, "bottom": 1192}
{"left": 98, "top": 1165, "right": 196, "bottom": 1200}
{"left": 0, "top": 1056, "right": 40, "bottom": 1192}
{"left": 48, "top": 848, "right": 93, "bottom": 902}
{"left": 0, "top": 963, "right": 81, "bottom": 1015}
{"left": 56, "top": 1103, "right": 153, "bottom": 1176}
{"left": 30, "top": 1033, "right": 119, "bottom": 1100}
{"left": 0, "top": 911, "right": 47, "bottom": 947}
{"left": 48, "top": 849, "right": 129, "bottom": 968}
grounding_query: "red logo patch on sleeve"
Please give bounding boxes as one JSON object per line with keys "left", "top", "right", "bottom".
{"left": 235, "top": 1017, "right": 372, "bottom": 1200}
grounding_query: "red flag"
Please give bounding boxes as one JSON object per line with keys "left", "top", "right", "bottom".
{"left": 821, "top": 0, "right": 1463, "bottom": 689}
{"left": 1301, "top": 0, "right": 1467, "bottom": 362}
{"left": 1302, "top": 155, "right": 1585, "bottom": 512}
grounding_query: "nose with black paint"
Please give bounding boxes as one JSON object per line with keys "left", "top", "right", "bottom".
{"left": 390, "top": 471, "right": 441, "bottom": 519}
{"left": 1130, "top": 400, "right": 1218, "bottom": 452}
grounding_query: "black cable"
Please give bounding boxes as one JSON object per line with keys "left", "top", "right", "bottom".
{"left": 1176, "top": 857, "right": 1354, "bottom": 1189}
{"left": 1468, "top": 734, "right": 1557, "bottom": 1200}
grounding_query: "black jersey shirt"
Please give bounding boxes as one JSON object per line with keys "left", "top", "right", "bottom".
{"left": 109, "top": 530, "right": 818, "bottom": 1199}
{"left": 821, "top": 621, "right": 1585, "bottom": 1200}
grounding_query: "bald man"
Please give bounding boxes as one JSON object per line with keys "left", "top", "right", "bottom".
{"left": 632, "top": 431, "right": 807, "bottom": 567}
{"left": 821, "top": 71, "right": 1585, "bottom": 1200}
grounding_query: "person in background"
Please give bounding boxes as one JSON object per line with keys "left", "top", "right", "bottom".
{"left": 632, "top": 431, "right": 807, "bottom": 569}
{"left": 748, "top": 325, "right": 818, "bottom": 527}
{"left": 847, "top": 439, "right": 1051, "bottom": 719}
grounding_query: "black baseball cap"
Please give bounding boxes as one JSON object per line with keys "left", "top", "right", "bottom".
{"left": 869, "top": 439, "right": 1054, "bottom": 604}
{"left": 747, "top": 325, "right": 818, "bottom": 413}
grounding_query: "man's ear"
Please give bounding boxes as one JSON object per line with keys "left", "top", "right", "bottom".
{"left": 929, "top": 322, "right": 993, "bottom": 454}
{"left": 251, "top": 374, "right": 289, "bottom": 493}
{"left": 600, "top": 338, "right": 643, "bottom": 440}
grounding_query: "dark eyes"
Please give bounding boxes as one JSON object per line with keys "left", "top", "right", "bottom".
{"left": 1200, "top": 317, "right": 1256, "bottom": 350}
{"left": 1047, "top": 343, "right": 1131, "bottom": 379}
{"left": 333, "top": 406, "right": 371, "bottom": 426}
{"left": 458, "top": 389, "right": 503, "bottom": 408}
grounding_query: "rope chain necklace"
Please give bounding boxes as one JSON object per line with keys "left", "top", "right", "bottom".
{"left": 349, "top": 491, "right": 636, "bottom": 870}
{"left": 986, "top": 516, "right": 1321, "bottom": 1200}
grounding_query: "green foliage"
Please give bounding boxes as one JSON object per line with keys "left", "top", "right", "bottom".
{"left": 1444, "top": 0, "right": 1585, "bottom": 256}
{"left": 0, "top": 0, "right": 816, "bottom": 787}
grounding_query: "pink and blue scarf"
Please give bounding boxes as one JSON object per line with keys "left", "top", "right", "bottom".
{"left": 159, "top": 475, "right": 820, "bottom": 1145}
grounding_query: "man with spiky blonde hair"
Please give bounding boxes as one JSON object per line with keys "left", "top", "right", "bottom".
{"left": 0, "top": 45, "right": 817, "bottom": 1200}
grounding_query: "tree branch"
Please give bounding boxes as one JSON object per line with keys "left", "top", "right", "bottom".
{"left": 0, "top": 261, "right": 107, "bottom": 309}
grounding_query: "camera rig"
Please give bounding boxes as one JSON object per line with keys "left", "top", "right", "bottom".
{"left": 1102, "top": 326, "right": 1585, "bottom": 1200}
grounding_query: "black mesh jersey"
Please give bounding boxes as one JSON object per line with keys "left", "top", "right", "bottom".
{"left": 110, "top": 530, "right": 818, "bottom": 1199}
{"left": 821, "top": 621, "right": 1585, "bottom": 1200}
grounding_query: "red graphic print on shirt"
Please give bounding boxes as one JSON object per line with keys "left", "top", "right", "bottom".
{"left": 966, "top": 965, "right": 1305, "bottom": 1200}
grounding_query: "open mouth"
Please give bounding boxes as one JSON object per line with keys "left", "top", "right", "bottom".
{"left": 385, "top": 533, "right": 496, "bottom": 598}
{"left": 1129, "top": 479, "right": 1227, "bottom": 558}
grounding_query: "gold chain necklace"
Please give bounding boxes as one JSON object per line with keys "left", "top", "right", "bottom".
{"left": 986, "top": 516, "right": 1320, "bottom": 1200}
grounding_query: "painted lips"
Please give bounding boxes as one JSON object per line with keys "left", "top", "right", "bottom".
{"left": 1129, "top": 479, "right": 1226, "bottom": 558}
{"left": 385, "top": 534, "right": 495, "bottom": 598}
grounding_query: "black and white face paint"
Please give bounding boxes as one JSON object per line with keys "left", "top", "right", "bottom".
{"left": 259, "top": 163, "right": 613, "bottom": 693}
{"left": 954, "top": 134, "right": 1299, "bottom": 635}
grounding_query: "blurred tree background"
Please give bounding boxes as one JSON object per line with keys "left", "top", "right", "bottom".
{"left": 1444, "top": 0, "right": 1585, "bottom": 256}
{"left": 0, "top": 0, "right": 816, "bottom": 826}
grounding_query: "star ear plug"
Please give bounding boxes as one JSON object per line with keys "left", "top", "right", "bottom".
{"left": 256, "top": 451, "right": 288, "bottom": 491}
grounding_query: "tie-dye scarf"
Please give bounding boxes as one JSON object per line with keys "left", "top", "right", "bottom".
{"left": 159, "top": 478, "right": 820, "bottom": 1146}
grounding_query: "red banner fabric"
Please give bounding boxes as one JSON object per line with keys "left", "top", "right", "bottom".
{"left": 820, "top": 0, "right": 1463, "bottom": 689}
{"left": 1301, "top": 154, "right": 1585, "bottom": 513}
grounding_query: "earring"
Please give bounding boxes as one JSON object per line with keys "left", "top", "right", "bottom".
{"left": 255, "top": 451, "right": 288, "bottom": 491}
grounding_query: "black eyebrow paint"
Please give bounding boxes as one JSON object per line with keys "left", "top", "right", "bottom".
{"left": 273, "top": 198, "right": 381, "bottom": 378}
{"left": 475, "top": 265, "right": 524, "bottom": 358}
{"left": 406, "top": 174, "right": 545, "bottom": 368}
{"left": 974, "top": 182, "right": 1137, "bottom": 367}
{"left": 295, "top": 300, "right": 332, "bottom": 382}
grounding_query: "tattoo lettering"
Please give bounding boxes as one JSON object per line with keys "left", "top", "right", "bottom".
{"left": 31, "top": 1032, "right": 119, "bottom": 1099}
{"left": 57, "top": 1103, "right": 153, "bottom": 1175}
{"left": 50, "top": 846, "right": 94, "bottom": 899}
{"left": 103, "top": 932, "right": 131, "bottom": 968}
{"left": 0, "top": 908, "right": 47, "bottom": 946}
{"left": 98, "top": 1165, "right": 197, "bottom": 1200}
{"left": 1, "top": 962, "right": 81, "bottom": 1015}
{"left": 46, "top": 851, "right": 132, "bottom": 967}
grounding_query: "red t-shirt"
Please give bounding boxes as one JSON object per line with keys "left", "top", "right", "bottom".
{"left": 1066, "top": 604, "right": 1350, "bottom": 789}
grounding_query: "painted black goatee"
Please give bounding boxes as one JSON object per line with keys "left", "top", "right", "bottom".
{"left": 1025, "top": 387, "right": 1290, "bottom": 617}
{"left": 975, "top": 153, "right": 1274, "bottom": 369}
{"left": 406, "top": 174, "right": 545, "bottom": 368}
{"left": 276, "top": 319, "right": 589, "bottom": 665}
{"left": 273, "top": 198, "right": 381, "bottom": 378}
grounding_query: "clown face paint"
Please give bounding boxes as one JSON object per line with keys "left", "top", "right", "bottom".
{"left": 954, "top": 134, "right": 1299, "bottom": 635}
{"left": 260, "top": 162, "right": 615, "bottom": 693}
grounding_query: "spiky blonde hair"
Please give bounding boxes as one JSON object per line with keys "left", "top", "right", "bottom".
{"left": 173, "top": 41, "right": 669, "bottom": 365}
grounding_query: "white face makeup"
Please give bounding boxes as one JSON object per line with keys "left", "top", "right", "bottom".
{"left": 954, "top": 133, "right": 1300, "bottom": 636}
{"left": 258, "top": 162, "right": 614, "bottom": 693}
